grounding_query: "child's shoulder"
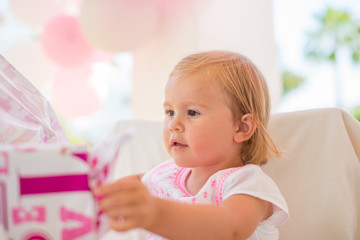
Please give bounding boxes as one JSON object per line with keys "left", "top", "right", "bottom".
{"left": 214, "top": 164, "right": 262, "bottom": 179}
{"left": 218, "top": 164, "right": 277, "bottom": 188}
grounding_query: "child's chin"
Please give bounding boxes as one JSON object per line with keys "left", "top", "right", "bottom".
{"left": 172, "top": 159, "right": 193, "bottom": 168}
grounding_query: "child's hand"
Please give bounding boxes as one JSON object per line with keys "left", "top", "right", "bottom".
{"left": 96, "top": 175, "right": 158, "bottom": 231}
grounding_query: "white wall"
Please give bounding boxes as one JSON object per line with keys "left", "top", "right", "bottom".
{"left": 131, "top": 0, "right": 281, "bottom": 120}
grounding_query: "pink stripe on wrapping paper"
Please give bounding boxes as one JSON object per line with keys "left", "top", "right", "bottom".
{"left": 24, "top": 232, "right": 50, "bottom": 240}
{"left": 72, "top": 153, "right": 88, "bottom": 162}
{"left": 0, "top": 182, "right": 8, "bottom": 231}
{"left": 20, "top": 174, "right": 90, "bottom": 195}
{"left": 3, "top": 64, "right": 16, "bottom": 79}
{"left": 0, "top": 97, "right": 11, "bottom": 111}
{"left": 27, "top": 235, "right": 48, "bottom": 240}
{"left": 12, "top": 129, "right": 37, "bottom": 144}
{"left": 0, "top": 152, "right": 9, "bottom": 174}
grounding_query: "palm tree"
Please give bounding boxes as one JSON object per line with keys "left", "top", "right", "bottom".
{"left": 305, "top": 7, "right": 360, "bottom": 108}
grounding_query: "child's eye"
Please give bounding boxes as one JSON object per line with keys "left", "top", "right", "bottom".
{"left": 165, "top": 110, "right": 175, "bottom": 117}
{"left": 187, "top": 110, "right": 199, "bottom": 117}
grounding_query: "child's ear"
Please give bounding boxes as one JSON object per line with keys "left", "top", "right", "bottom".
{"left": 233, "top": 114, "right": 257, "bottom": 143}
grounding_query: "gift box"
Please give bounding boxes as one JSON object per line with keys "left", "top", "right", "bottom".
{"left": 0, "top": 144, "right": 98, "bottom": 239}
{"left": 0, "top": 55, "right": 132, "bottom": 239}
{"left": 0, "top": 129, "right": 133, "bottom": 240}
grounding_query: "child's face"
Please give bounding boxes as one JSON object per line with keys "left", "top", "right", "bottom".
{"left": 163, "top": 73, "right": 242, "bottom": 170}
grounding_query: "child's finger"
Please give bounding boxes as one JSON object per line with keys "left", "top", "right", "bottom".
{"left": 105, "top": 203, "right": 139, "bottom": 219}
{"left": 98, "top": 191, "right": 137, "bottom": 211}
{"left": 110, "top": 216, "right": 139, "bottom": 232}
{"left": 96, "top": 175, "right": 141, "bottom": 196}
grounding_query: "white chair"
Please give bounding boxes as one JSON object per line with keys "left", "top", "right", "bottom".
{"left": 102, "top": 108, "right": 360, "bottom": 240}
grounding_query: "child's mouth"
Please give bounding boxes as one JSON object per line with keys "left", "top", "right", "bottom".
{"left": 174, "top": 142, "right": 186, "bottom": 147}
{"left": 171, "top": 140, "right": 188, "bottom": 148}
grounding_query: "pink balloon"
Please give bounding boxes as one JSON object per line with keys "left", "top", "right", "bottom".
{"left": 42, "top": 15, "right": 94, "bottom": 66}
{"left": 79, "top": 0, "right": 160, "bottom": 52}
{"left": 52, "top": 65, "right": 102, "bottom": 118}
{"left": 9, "top": 0, "right": 66, "bottom": 28}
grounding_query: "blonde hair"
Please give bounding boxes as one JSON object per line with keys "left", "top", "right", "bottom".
{"left": 169, "top": 50, "right": 280, "bottom": 165}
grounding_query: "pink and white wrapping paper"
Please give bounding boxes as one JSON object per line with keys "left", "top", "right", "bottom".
{"left": 0, "top": 55, "right": 132, "bottom": 239}
{"left": 0, "top": 54, "right": 69, "bottom": 144}
{"left": 1, "top": 144, "right": 98, "bottom": 239}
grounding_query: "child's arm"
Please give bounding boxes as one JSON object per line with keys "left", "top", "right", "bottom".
{"left": 97, "top": 175, "right": 272, "bottom": 240}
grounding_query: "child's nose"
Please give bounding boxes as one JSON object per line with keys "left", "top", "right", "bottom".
{"left": 168, "top": 117, "right": 184, "bottom": 132}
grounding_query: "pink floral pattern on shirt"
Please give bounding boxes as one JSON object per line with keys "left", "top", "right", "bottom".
{"left": 142, "top": 160, "right": 289, "bottom": 240}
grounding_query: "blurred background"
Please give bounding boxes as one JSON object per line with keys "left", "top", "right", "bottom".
{"left": 0, "top": 0, "right": 359, "bottom": 146}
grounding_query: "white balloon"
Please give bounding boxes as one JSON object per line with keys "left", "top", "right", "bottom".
{"left": 9, "top": 0, "right": 66, "bottom": 29}
{"left": 79, "top": 0, "right": 160, "bottom": 52}
{"left": 3, "top": 40, "right": 54, "bottom": 89}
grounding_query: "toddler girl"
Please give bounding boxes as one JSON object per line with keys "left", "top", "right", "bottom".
{"left": 97, "top": 50, "right": 289, "bottom": 240}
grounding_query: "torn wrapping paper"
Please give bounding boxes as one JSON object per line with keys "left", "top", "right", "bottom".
{"left": 0, "top": 55, "right": 133, "bottom": 239}
{"left": 0, "top": 54, "right": 69, "bottom": 144}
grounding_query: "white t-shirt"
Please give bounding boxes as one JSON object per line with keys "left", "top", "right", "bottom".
{"left": 142, "top": 160, "right": 289, "bottom": 240}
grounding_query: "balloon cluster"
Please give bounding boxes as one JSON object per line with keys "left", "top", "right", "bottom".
{"left": 5, "top": 0, "right": 188, "bottom": 118}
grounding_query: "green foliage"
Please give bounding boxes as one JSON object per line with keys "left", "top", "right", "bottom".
{"left": 282, "top": 71, "right": 305, "bottom": 95}
{"left": 305, "top": 7, "right": 360, "bottom": 64}
{"left": 351, "top": 105, "right": 360, "bottom": 121}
